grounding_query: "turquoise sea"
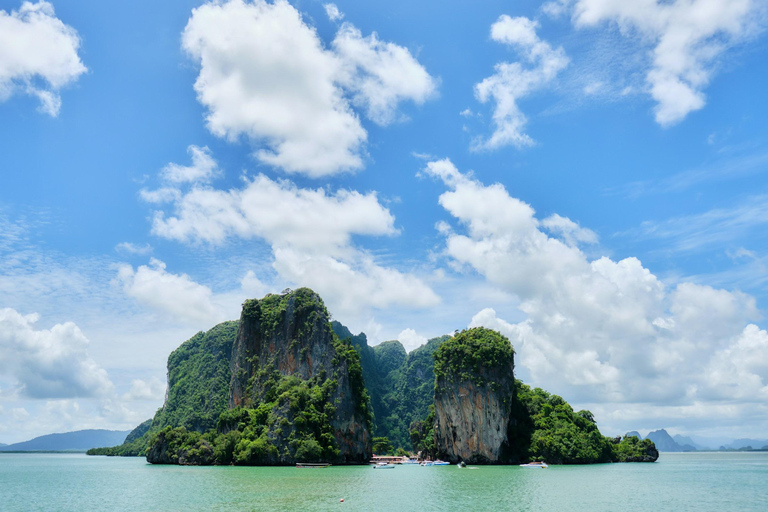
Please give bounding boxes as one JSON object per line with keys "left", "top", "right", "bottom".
{"left": 1, "top": 452, "right": 766, "bottom": 511}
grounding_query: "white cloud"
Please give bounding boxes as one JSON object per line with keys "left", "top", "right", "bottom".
{"left": 473, "top": 15, "right": 569, "bottom": 150}
{"left": 0, "top": 0, "right": 86, "bottom": 115}
{"left": 239, "top": 270, "right": 269, "bottom": 298}
{"left": 115, "top": 258, "right": 223, "bottom": 324}
{"left": 541, "top": 213, "right": 598, "bottom": 246}
{"left": 12, "top": 407, "right": 29, "bottom": 421}
{"left": 0, "top": 308, "right": 113, "bottom": 399}
{"left": 542, "top": 0, "right": 573, "bottom": 18}
{"left": 324, "top": 3, "right": 343, "bottom": 22}
{"left": 182, "top": 0, "right": 365, "bottom": 177}
{"left": 147, "top": 173, "right": 397, "bottom": 252}
{"left": 159, "top": 145, "right": 219, "bottom": 184}
{"left": 333, "top": 22, "right": 437, "bottom": 125}
{"left": 427, "top": 158, "right": 766, "bottom": 410}
{"left": 571, "top": 0, "right": 764, "bottom": 126}
{"left": 272, "top": 247, "right": 439, "bottom": 316}
{"left": 141, "top": 149, "right": 439, "bottom": 319}
{"left": 182, "top": 0, "right": 436, "bottom": 177}
{"left": 397, "top": 328, "right": 428, "bottom": 352}
{"left": 122, "top": 377, "right": 166, "bottom": 402}
{"left": 114, "top": 242, "right": 153, "bottom": 256}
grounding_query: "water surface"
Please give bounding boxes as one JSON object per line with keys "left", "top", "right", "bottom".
{"left": 2, "top": 452, "right": 766, "bottom": 511}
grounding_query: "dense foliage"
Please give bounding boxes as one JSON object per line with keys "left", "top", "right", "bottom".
{"left": 146, "top": 371, "right": 346, "bottom": 465}
{"left": 434, "top": 327, "right": 515, "bottom": 387}
{"left": 409, "top": 406, "right": 436, "bottom": 458}
{"left": 508, "top": 382, "right": 656, "bottom": 464}
{"left": 332, "top": 319, "right": 450, "bottom": 451}
{"left": 372, "top": 437, "right": 393, "bottom": 455}
{"left": 154, "top": 321, "right": 238, "bottom": 432}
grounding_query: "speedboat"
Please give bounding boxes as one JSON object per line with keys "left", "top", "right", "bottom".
{"left": 373, "top": 462, "right": 395, "bottom": 469}
{"left": 420, "top": 461, "right": 433, "bottom": 466}
{"left": 520, "top": 461, "right": 548, "bottom": 468}
{"left": 433, "top": 460, "right": 450, "bottom": 465}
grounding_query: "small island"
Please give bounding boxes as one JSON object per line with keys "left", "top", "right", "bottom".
{"left": 89, "top": 288, "right": 657, "bottom": 465}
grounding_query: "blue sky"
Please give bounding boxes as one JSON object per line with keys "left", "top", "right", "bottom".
{"left": 2, "top": 0, "right": 768, "bottom": 444}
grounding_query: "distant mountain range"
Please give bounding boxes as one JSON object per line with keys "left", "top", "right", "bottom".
{"left": 0, "top": 429, "right": 130, "bottom": 452}
{"left": 624, "top": 429, "right": 768, "bottom": 451}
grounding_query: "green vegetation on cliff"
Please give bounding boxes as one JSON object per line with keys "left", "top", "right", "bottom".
{"left": 434, "top": 327, "right": 515, "bottom": 387}
{"left": 156, "top": 321, "right": 238, "bottom": 432}
{"left": 147, "top": 372, "right": 345, "bottom": 465}
{"left": 508, "top": 382, "right": 657, "bottom": 464}
{"left": 145, "top": 289, "right": 372, "bottom": 465}
{"left": 331, "top": 320, "right": 449, "bottom": 451}
{"left": 94, "top": 289, "right": 655, "bottom": 465}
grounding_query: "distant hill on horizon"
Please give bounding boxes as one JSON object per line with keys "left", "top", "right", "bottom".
{"left": 0, "top": 429, "right": 130, "bottom": 452}
{"left": 622, "top": 430, "right": 768, "bottom": 451}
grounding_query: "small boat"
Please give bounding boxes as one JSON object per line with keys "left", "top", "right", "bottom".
{"left": 433, "top": 460, "right": 450, "bottom": 465}
{"left": 373, "top": 462, "right": 395, "bottom": 469}
{"left": 520, "top": 461, "right": 548, "bottom": 468}
{"left": 295, "top": 462, "right": 331, "bottom": 468}
{"left": 401, "top": 458, "right": 419, "bottom": 465}
{"left": 458, "top": 461, "right": 466, "bottom": 468}
{"left": 420, "top": 461, "right": 433, "bottom": 466}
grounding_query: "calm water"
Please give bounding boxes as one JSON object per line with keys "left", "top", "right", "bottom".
{"left": 1, "top": 452, "right": 767, "bottom": 511}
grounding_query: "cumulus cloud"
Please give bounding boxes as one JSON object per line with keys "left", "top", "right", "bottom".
{"left": 333, "top": 23, "right": 437, "bottom": 125}
{"left": 426, "top": 158, "right": 767, "bottom": 409}
{"left": 159, "top": 145, "right": 219, "bottom": 184}
{"left": 570, "top": 0, "right": 764, "bottom": 126}
{"left": 122, "top": 377, "right": 166, "bottom": 402}
{"left": 397, "top": 328, "right": 428, "bottom": 352}
{"left": 115, "top": 258, "right": 223, "bottom": 324}
{"left": 0, "top": 1, "right": 86, "bottom": 115}
{"left": 141, "top": 148, "right": 439, "bottom": 318}
{"left": 323, "top": 3, "right": 343, "bottom": 22}
{"left": 541, "top": 213, "right": 598, "bottom": 246}
{"left": 182, "top": 0, "right": 436, "bottom": 177}
{"left": 0, "top": 308, "right": 113, "bottom": 399}
{"left": 473, "top": 15, "right": 568, "bottom": 150}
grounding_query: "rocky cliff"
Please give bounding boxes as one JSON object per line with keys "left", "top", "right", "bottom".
{"left": 433, "top": 327, "right": 516, "bottom": 464}
{"left": 228, "top": 289, "right": 371, "bottom": 463}
{"left": 146, "top": 288, "right": 371, "bottom": 465}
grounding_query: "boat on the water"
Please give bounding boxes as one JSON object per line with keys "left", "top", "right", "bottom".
{"left": 420, "top": 461, "right": 433, "bottom": 466}
{"left": 295, "top": 463, "right": 331, "bottom": 468}
{"left": 458, "top": 461, "right": 466, "bottom": 468}
{"left": 433, "top": 460, "right": 450, "bottom": 465}
{"left": 520, "top": 462, "right": 548, "bottom": 468}
{"left": 373, "top": 462, "right": 395, "bottom": 469}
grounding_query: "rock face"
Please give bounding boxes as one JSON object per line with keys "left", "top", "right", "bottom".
{"left": 433, "top": 328, "right": 516, "bottom": 464}
{"left": 229, "top": 289, "right": 371, "bottom": 463}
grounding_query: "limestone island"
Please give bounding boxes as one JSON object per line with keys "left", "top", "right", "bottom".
{"left": 89, "top": 288, "right": 658, "bottom": 465}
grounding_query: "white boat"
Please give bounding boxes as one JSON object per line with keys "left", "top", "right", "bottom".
{"left": 520, "top": 461, "right": 548, "bottom": 468}
{"left": 373, "top": 462, "right": 395, "bottom": 469}
{"left": 419, "top": 461, "right": 433, "bottom": 466}
{"left": 433, "top": 460, "right": 450, "bottom": 465}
